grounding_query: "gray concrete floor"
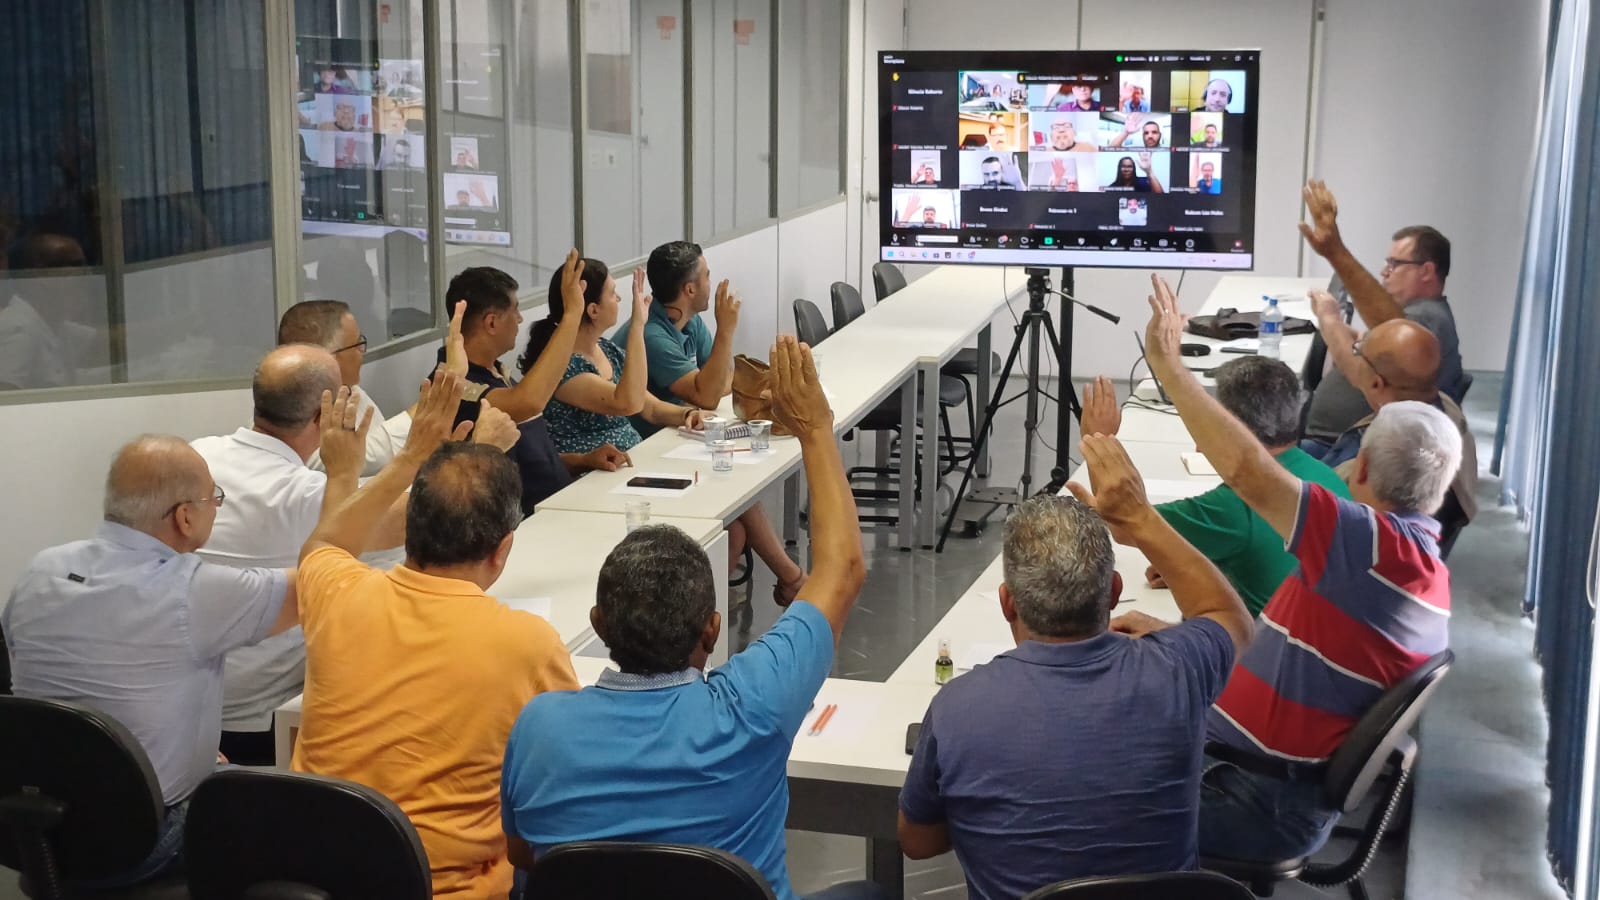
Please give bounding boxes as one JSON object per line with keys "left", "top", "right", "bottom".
{"left": 2, "top": 373, "right": 1560, "bottom": 900}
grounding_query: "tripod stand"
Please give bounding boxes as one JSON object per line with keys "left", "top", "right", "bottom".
{"left": 936, "top": 266, "right": 1118, "bottom": 551}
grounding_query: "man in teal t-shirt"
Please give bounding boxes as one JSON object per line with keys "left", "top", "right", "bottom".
{"left": 618, "top": 240, "right": 739, "bottom": 437}
{"left": 1080, "top": 357, "right": 1350, "bottom": 615}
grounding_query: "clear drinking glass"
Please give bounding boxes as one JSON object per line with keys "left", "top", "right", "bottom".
{"left": 624, "top": 500, "right": 651, "bottom": 533}
{"left": 702, "top": 415, "right": 728, "bottom": 443}
{"left": 748, "top": 419, "right": 772, "bottom": 451}
{"left": 709, "top": 439, "right": 736, "bottom": 472}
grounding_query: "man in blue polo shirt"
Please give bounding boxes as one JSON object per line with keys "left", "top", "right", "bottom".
{"left": 620, "top": 240, "right": 740, "bottom": 435}
{"left": 501, "top": 338, "right": 878, "bottom": 900}
{"left": 898, "top": 438, "right": 1253, "bottom": 900}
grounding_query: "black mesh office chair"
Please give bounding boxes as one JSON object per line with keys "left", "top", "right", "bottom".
{"left": 1021, "top": 871, "right": 1254, "bottom": 900}
{"left": 1202, "top": 650, "right": 1454, "bottom": 900}
{"left": 831, "top": 280, "right": 972, "bottom": 471}
{"left": 521, "top": 842, "right": 775, "bottom": 900}
{"left": 0, "top": 696, "right": 188, "bottom": 900}
{"left": 185, "top": 768, "right": 431, "bottom": 900}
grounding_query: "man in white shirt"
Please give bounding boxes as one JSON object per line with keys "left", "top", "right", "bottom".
{"left": 277, "top": 299, "right": 400, "bottom": 475}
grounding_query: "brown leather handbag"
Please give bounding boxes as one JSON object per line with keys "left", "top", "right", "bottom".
{"left": 730, "top": 355, "right": 792, "bottom": 435}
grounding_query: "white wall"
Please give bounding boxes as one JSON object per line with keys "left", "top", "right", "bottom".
{"left": 1311, "top": 0, "right": 1543, "bottom": 371}
{"left": 885, "top": 0, "right": 1543, "bottom": 377}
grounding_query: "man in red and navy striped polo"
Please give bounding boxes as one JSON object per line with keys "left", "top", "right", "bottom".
{"left": 1134, "top": 274, "right": 1460, "bottom": 863}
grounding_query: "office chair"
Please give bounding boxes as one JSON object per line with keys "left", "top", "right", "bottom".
{"left": 1022, "top": 871, "right": 1254, "bottom": 900}
{"left": 873, "top": 262, "right": 994, "bottom": 462}
{"left": 831, "top": 280, "right": 972, "bottom": 472}
{"left": 521, "top": 841, "right": 775, "bottom": 900}
{"left": 185, "top": 768, "right": 431, "bottom": 900}
{"left": 1454, "top": 371, "right": 1474, "bottom": 405}
{"left": 1201, "top": 650, "right": 1455, "bottom": 900}
{"left": 0, "top": 696, "right": 188, "bottom": 899}
{"left": 794, "top": 299, "right": 903, "bottom": 527}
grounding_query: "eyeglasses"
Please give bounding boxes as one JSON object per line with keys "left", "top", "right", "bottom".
{"left": 1351, "top": 338, "right": 1396, "bottom": 385}
{"left": 333, "top": 334, "right": 368, "bottom": 354}
{"left": 1382, "top": 257, "right": 1425, "bottom": 272}
{"left": 164, "top": 484, "right": 226, "bottom": 520}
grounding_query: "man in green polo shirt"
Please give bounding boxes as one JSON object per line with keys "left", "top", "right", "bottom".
{"left": 619, "top": 240, "right": 740, "bottom": 436}
{"left": 1080, "top": 357, "right": 1350, "bottom": 615}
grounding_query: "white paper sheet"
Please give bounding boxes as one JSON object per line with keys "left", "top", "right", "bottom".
{"left": 608, "top": 472, "right": 698, "bottom": 498}
{"left": 500, "top": 596, "right": 553, "bottom": 619}
{"left": 800, "top": 690, "right": 885, "bottom": 742}
{"left": 1181, "top": 452, "right": 1219, "bottom": 476}
{"left": 1222, "top": 338, "right": 1261, "bottom": 352}
{"left": 661, "top": 443, "right": 775, "bottom": 466}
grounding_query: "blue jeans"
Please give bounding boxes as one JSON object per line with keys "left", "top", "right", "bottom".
{"left": 72, "top": 797, "right": 187, "bottom": 889}
{"left": 803, "top": 880, "right": 889, "bottom": 900}
{"left": 1298, "top": 436, "right": 1334, "bottom": 460}
{"left": 1197, "top": 753, "right": 1339, "bottom": 862}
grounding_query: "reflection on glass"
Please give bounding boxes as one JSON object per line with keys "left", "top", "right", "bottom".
{"left": 693, "top": 0, "right": 772, "bottom": 239}
{"left": 440, "top": 0, "right": 570, "bottom": 297}
{"left": 778, "top": 0, "right": 846, "bottom": 212}
{"left": 296, "top": 0, "right": 432, "bottom": 345}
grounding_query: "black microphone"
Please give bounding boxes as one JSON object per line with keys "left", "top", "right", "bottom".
{"left": 1044, "top": 288, "right": 1121, "bottom": 324}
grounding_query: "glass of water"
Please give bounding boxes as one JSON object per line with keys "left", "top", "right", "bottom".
{"left": 748, "top": 419, "right": 772, "bottom": 451}
{"left": 702, "top": 415, "right": 727, "bottom": 444}
{"left": 709, "top": 439, "right": 736, "bottom": 472}
{"left": 624, "top": 500, "right": 651, "bottom": 533}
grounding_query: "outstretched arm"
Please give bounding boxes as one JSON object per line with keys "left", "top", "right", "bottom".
{"left": 666, "top": 279, "right": 738, "bottom": 409}
{"left": 1299, "top": 180, "right": 1404, "bottom": 326}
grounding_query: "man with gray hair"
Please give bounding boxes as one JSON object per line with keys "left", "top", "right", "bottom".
{"left": 896, "top": 439, "right": 1252, "bottom": 898}
{"left": 3, "top": 434, "right": 301, "bottom": 887}
{"left": 1136, "top": 274, "right": 1457, "bottom": 864}
{"left": 278, "top": 299, "right": 399, "bottom": 475}
{"left": 1081, "top": 356, "right": 1351, "bottom": 615}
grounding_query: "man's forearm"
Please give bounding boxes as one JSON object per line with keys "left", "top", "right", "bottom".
{"left": 302, "top": 454, "right": 425, "bottom": 561}
{"left": 693, "top": 331, "right": 736, "bottom": 404}
{"left": 1323, "top": 244, "right": 1403, "bottom": 326}
{"left": 796, "top": 427, "right": 865, "bottom": 628}
{"left": 1124, "top": 509, "right": 1248, "bottom": 634}
{"left": 1318, "top": 314, "right": 1363, "bottom": 385}
{"left": 501, "top": 316, "right": 580, "bottom": 420}
{"left": 1150, "top": 359, "right": 1272, "bottom": 486}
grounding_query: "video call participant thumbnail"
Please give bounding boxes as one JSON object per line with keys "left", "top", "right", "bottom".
{"left": 1103, "top": 112, "right": 1170, "bottom": 149}
{"left": 1117, "top": 71, "right": 1153, "bottom": 112}
{"left": 907, "top": 150, "right": 942, "bottom": 186}
{"left": 891, "top": 190, "right": 958, "bottom": 228}
{"left": 1030, "top": 113, "right": 1097, "bottom": 152}
{"left": 1044, "top": 77, "right": 1104, "bottom": 112}
{"left": 1170, "top": 70, "right": 1247, "bottom": 114}
{"left": 1099, "top": 151, "right": 1167, "bottom": 194}
{"left": 1028, "top": 153, "right": 1099, "bottom": 192}
{"left": 1190, "top": 153, "right": 1223, "bottom": 194}
{"left": 959, "top": 151, "right": 1027, "bottom": 190}
{"left": 1119, "top": 197, "right": 1148, "bottom": 226}
{"left": 1190, "top": 112, "right": 1225, "bottom": 147}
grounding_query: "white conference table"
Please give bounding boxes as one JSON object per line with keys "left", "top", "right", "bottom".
{"left": 272, "top": 509, "right": 727, "bottom": 767}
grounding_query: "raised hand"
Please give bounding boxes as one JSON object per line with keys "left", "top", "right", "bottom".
{"left": 901, "top": 194, "right": 922, "bottom": 223}
{"left": 1137, "top": 151, "right": 1152, "bottom": 173}
{"left": 1079, "top": 375, "right": 1121, "bottom": 437}
{"left": 1123, "top": 111, "right": 1143, "bottom": 137}
{"left": 1050, "top": 156, "right": 1069, "bottom": 187}
{"left": 405, "top": 371, "right": 473, "bottom": 462}
{"left": 318, "top": 386, "right": 375, "bottom": 479}
{"left": 470, "top": 404, "right": 520, "bottom": 452}
{"left": 1064, "top": 433, "right": 1154, "bottom": 545}
{"left": 766, "top": 335, "right": 831, "bottom": 437}
{"left": 1308, "top": 287, "right": 1343, "bottom": 325}
{"left": 1298, "top": 179, "right": 1344, "bottom": 258}
{"left": 713, "top": 279, "right": 741, "bottom": 333}
{"left": 443, "top": 300, "right": 468, "bottom": 377}
{"left": 559, "top": 247, "right": 587, "bottom": 318}
{"left": 631, "top": 267, "right": 652, "bottom": 316}
{"left": 1144, "top": 274, "right": 1186, "bottom": 373}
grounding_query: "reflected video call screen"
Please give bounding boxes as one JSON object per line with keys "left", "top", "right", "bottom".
{"left": 879, "top": 50, "right": 1261, "bottom": 270}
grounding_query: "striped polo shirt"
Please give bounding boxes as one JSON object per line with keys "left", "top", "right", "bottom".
{"left": 1207, "top": 483, "right": 1450, "bottom": 762}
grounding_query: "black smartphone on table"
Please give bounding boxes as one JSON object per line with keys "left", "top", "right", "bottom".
{"left": 626, "top": 476, "right": 693, "bottom": 491}
{"left": 904, "top": 722, "right": 922, "bottom": 755}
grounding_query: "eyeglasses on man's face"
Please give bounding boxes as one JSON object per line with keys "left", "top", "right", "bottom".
{"left": 1382, "top": 257, "right": 1425, "bottom": 273}
{"left": 333, "top": 334, "right": 368, "bottom": 355}
{"left": 165, "top": 484, "right": 226, "bottom": 520}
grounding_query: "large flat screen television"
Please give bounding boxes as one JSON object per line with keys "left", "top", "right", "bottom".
{"left": 878, "top": 50, "right": 1260, "bottom": 270}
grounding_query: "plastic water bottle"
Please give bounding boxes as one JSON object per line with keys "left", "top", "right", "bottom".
{"left": 1260, "top": 296, "right": 1283, "bottom": 360}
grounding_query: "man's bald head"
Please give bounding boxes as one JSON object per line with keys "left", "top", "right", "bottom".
{"left": 253, "top": 344, "right": 340, "bottom": 433}
{"left": 104, "top": 435, "right": 211, "bottom": 535}
{"left": 1364, "top": 319, "right": 1441, "bottom": 399}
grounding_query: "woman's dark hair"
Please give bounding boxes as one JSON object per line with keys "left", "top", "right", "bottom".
{"left": 518, "top": 257, "right": 610, "bottom": 374}
{"left": 1112, "top": 156, "right": 1137, "bottom": 187}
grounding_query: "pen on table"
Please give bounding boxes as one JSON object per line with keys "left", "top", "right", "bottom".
{"left": 808, "top": 704, "right": 838, "bottom": 737}
{"left": 694, "top": 470, "right": 699, "bottom": 485}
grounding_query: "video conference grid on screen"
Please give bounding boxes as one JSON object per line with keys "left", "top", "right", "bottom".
{"left": 297, "top": 37, "right": 511, "bottom": 247}
{"left": 879, "top": 50, "right": 1260, "bottom": 270}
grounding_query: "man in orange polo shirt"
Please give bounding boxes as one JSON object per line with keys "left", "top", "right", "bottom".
{"left": 292, "top": 371, "right": 579, "bottom": 898}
